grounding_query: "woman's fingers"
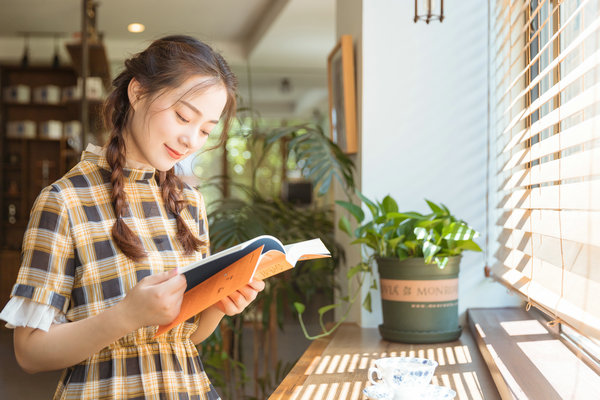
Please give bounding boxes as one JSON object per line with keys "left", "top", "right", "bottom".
{"left": 121, "top": 268, "right": 188, "bottom": 328}
{"left": 237, "top": 286, "right": 258, "bottom": 303}
{"left": 163, "top": 273, "right": 187, "bottom": 295}
{"left": 248, "top": 280, "right": 265, "bottom": 292}
{"left": 213, "top": 280, "right": 267, "bottom": 317}
{"left": 217, "top": 296, "right": 237, "bottom": 315}
{"left": 141, "top": 268, "right": 178, "bottom": 286}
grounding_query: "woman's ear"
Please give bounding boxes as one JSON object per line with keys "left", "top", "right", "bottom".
{"left": 127, "top": 78, "right": 143, "bottom": 111}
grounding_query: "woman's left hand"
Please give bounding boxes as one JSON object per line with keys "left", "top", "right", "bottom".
{"left": 215, "top": 280, "right": 265, "bottom": 316}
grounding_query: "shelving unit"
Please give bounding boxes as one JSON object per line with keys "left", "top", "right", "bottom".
{"left": 0, "top": 57, "right": 109, "bottom": 308}
{"left": 0, "top": 0, "right": 112, "bottom": 320}
{"left": 0, "top": 66, "right": 77, "bottom": 248}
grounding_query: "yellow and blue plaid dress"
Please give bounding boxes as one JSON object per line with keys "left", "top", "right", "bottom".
{"left": 10, "top": 147, "right": 221, "bottom": 400}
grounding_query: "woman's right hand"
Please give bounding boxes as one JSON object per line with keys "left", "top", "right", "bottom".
{"left": 13, "top": 269, "right": 187, "bottom": 374}
{"left": 117, "top": 268, "right": 187, "bottom": 330}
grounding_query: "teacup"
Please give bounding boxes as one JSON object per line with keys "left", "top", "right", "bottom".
{"left": 368, "top": 357, "right": 437, "bottom": 391}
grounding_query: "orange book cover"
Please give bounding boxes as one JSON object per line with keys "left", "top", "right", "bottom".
{"left": 154, "top": 236, "right": 330, "bottom": 337}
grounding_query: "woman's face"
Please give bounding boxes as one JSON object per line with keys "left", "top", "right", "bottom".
{"left": 125, "top": 75, "right": 228, "bottom": 171}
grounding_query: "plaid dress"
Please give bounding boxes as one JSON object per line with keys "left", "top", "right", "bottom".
{"left": 10, "top": 146, "right": 221, "bottom": 400}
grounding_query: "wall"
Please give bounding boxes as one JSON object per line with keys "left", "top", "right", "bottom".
{"left": 335, "top": 0, "right": 521, "bottom": 328}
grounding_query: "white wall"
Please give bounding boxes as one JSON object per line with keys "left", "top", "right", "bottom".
{"left": 335, "top": 0, "right": 521, "bottom": 328}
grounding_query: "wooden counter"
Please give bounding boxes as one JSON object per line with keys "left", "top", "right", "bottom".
{"left": 270, "top": 324, "right": 500, "bottom": 400}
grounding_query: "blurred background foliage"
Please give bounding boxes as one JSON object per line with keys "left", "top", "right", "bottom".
{"left": 191, "top": 105, "right": 355, "bottom": 399}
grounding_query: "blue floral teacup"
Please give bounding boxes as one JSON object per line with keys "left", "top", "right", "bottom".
{"left": 368, "top": 357, "right": 437, "bottom": 391}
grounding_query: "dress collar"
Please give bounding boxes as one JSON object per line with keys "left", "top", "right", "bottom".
{"left": 82, "top": 144, "right": 156, "bottom": 182}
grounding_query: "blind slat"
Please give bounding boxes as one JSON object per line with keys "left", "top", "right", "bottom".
{"left": 496, "top": 228, "right": 600, "bottom": 282}
{"left": 498, "top": 179, "right": 600, "bottom": 211}
{"left": 528, "top": 115, "right": 600, "bottom": 162}
{"left": 500, "top": 113, "right": 600, "bottom": 173}
{"left": 501, "top": 13, "right": 600, "bottom": 122}
{"left": 498, "top": 81, "right": 600, "bottom": 154}
{"left": 496, "top": 0, "right": 594, "bottom": 109}
{"left": 498, "top": 147, "right": 600, "bottom": 190}
{"left": 496, "top": 208, "right": 600, "bottom": 247}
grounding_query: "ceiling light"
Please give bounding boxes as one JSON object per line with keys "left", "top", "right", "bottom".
{"left": 128, "top": 23, "right": 145, "bottom": 33}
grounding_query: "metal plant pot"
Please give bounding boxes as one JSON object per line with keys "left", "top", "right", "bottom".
{"left": 376, "top": 256, "right": 462, "bottom": 343}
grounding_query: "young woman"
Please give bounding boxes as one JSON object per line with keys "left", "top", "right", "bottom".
{"left": 0, "top": 35, "right": 264, "bottom": 399}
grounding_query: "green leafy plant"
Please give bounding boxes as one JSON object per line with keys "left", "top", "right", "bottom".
{"left": 337, "top": 193, "right": 481, "bottom": 268}
{"left": 295, "top": 192, "right": 482, "bottom": 339}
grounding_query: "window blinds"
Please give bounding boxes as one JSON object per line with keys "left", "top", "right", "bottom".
{"left": 491, "top": 0, "right": 600, "bottom": 339}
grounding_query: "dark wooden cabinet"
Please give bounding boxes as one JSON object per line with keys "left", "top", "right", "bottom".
{"left": 0, "top": 66, "right": 81, "bottom": 250}
{"left": 0, "top": 65, "right": 107, "bottom": 250}
{"left": 0, "top": 36, "right": 111, "bottom": 316}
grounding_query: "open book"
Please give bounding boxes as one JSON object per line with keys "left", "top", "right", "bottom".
{"left": 155, "top": 235, "right": 330, "bottom": 336}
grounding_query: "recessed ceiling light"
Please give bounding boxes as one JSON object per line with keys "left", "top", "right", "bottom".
{"left": 128, "top": 23, "right": 145, "bottom": 33}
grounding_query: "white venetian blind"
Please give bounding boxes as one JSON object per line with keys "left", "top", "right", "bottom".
{"left": 491, "top": 0, "right": 600, "bottom": 339}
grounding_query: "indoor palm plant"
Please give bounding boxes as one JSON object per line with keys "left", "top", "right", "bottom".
{"left": 296, "top": 192, "right": 482, "bottom": 343}
{"left": 197, "top": 111, "right": 354, "bottom": 398}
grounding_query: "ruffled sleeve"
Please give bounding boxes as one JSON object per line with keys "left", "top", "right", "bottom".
{"left": 0, "top": 296, "right": 67, "bottom": 331}
{"left": 0, "top": 185, "right": 75, "bottom": 329}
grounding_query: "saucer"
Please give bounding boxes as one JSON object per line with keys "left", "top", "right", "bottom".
{"left": 363, "top": 383, "right": 457, "bottom": 400}
{"left": 363, "top": 383, "right": 394, "bottom": 399}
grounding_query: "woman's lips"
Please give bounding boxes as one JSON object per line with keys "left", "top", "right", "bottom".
{"left": 165, "top": 144, "right": 183, "bottom": 160}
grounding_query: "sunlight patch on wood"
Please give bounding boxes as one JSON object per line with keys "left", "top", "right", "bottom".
{"left": 475, "top": 322, "right": 486, "bottom": 338}
{"left": 348, "top": 353, "right": 360, "bottom": 372}
{"left": 453, "top": 345, "right": 469, "bottom": 364}
{"left": 445, "top": 346, "right": 457, "bottom": 365}
{"left": 314, "top": 383, "right": 328, "bottom": 399}
{"left": 290, "top": 385, "right": 303, "bottom": 400}
{"left": 304, "top": 355, "right": 321, "bottom": 375}
{"left": 500, "top": 319, "right": 548, "bottom": 336}
{"left": 299, "top": 384, "right": 316, "bottom": 400}
{"left": 518, "top": 339, "right": 600, "bottom": 399}
{"left": 486, "top": 344, "right": 528, "bottom": 399}
{"left": 463, "top": 371, "right": 484, "bottom": 400}
{"left": 436, "top": 347, "right": 446, "bottom": 365}
{"left": 359, "top": 355, "right": 370, "bottom": 370}
{"left": 325, "top": 354, "right": 341, "bottom": 374}
{"left": 315, "top": 355, "right": 330, "bottom": 374}
{"left": 337, "top": 354, "right": 350, "bottom": 373}
{"left": 350, "top": 381, "right": 363, "bottom": 400}
{"left": 338, "top": 381, "right": 352, "bottom": 399}
{"left": 325, "top": 382, "right": 340, "bottom": 400}
{"left": 452, "top": 372, "right": 468, "bottom": 399}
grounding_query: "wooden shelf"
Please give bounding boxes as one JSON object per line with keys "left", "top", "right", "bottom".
{"left": 5, "top": 137, "right": 63, "bottom": 142}
{"left": 0, "top": 65, "right": 79, "bottom": 251}
{"left": 4, "top": 102, "right": 66, "bottom": 108}
{"left": 271, "top": 323, "right": 501, "bottom": 400}
{"left": 468, "top": 307, "right": 600, "bottom": 399}
{"left": 65, "top": 41, "right": 111, "bottom": 90}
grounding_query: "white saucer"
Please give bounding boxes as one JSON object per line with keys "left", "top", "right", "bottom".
{"left": 363, "top": 383, "right": 457, "bottom": 400}
{"left": 363, "top": 383, "right": 394, "bottom": 399}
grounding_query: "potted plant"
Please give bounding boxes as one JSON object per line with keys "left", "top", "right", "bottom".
{"left": 296, "top": 192, "right": 481, "bottom": 344}
{"left": 339, "top": 193, "right": 482, "bottom": 343}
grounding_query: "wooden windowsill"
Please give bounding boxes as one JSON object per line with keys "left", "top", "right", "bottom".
{"left": 270, "top": 323, "right": 500, "bottom": 400}
{"left": 467, "top": 307, "right": 600, "bottom": 400}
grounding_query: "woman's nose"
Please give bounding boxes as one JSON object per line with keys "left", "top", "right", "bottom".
{"left": 178, "top": 128, "right": 195, "bottom": 150}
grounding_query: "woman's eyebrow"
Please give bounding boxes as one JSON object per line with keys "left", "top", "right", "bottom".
{"left": 180, "top": 100, "right": 219, "bottom": 124}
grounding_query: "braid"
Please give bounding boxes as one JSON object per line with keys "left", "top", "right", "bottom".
{"left": 160, "top": 169, "right": 205, "bottom": 255}
{"left": 106, "top": 134, "right": 147, "bottom": 261}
